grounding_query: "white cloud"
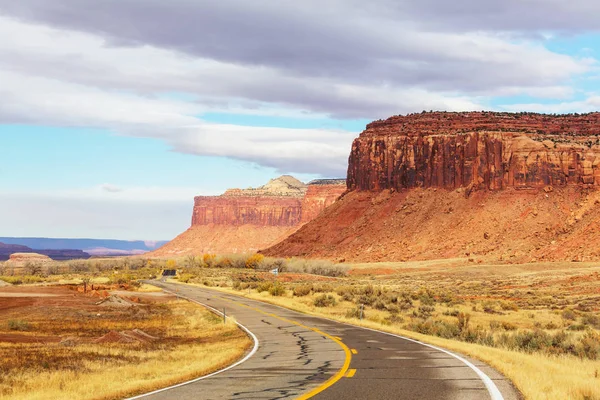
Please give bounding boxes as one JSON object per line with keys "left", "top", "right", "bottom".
{"left": 0, "top": 6, "right": 596, "bottom": 176}
{"left": 500, "top": 94, "right": 600, "bottom": 114}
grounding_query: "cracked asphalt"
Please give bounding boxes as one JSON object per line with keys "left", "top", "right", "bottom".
{"left": 138, "top": 282, "right": 521, "bottom": 400}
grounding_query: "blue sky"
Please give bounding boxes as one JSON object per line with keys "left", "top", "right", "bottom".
{"left": 0, "top": 1, "right": 599, "bottom": 240}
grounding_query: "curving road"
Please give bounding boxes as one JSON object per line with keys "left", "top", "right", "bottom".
{"left": 132, "top": 281, "right": 520, "bottom": 400}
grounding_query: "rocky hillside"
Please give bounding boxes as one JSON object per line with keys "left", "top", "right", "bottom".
{"left": 0, "top": 242, "right": 90, "bottom": 261}
{"left": 263, "top": 112, "right": 600, "bottom": 263}
{"left": 151, "top": 176, "right": 345, "bottom": 256}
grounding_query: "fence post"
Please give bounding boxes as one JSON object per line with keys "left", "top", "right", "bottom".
{"left": 359, "top": 304, "right": 364, "bottom": 320}
{"left": 223, "top": 308, "right": 226, "bottom": 324}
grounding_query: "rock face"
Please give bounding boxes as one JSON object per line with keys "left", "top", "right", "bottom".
{"left": 6, "top": 252, "right": 53, "bottom": 264}
{"left": 263, "top": 112, "right": 600, "bottom": 263}
{"left": 152, "top": 176, "right": 346, "bottom": 256}
{"left": 301, "top": 179, "right": 347, "bottom": 223}
{"left": 348, "top": 112, "right": 600, "bottom": 192}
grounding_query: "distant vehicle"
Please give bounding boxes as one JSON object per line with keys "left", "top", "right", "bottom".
{"left": 160, "top": 269, "right": 177, "bottom": 281}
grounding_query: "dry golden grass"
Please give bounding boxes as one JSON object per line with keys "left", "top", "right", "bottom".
{"left": 0, "top": 299, "right": 251, "bottom": 400}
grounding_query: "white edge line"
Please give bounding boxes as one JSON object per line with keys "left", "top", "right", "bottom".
{"left": 124, "top": 287, "right": 260, "bottom": 400}
{"left": 195, "top": 285, "right": 505, "bottom": 400}
{"left": 354, "top": 325, "right": 504, "bottom": 400}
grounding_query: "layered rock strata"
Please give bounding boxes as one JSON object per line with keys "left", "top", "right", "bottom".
{"left": 152, "top": 176, "right": 345, "bottom": 256}
{"left": 263, "top": 112, "right": 600, "bottom": 263}
{"left": 348, "top": 112, "right": 600, "bottom": 192}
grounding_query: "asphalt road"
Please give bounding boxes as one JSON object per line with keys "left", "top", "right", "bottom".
{"left": 133, "top": 281, "right": 521, "bottom": 400}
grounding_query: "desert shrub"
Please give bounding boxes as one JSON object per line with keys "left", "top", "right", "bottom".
{"left": 482, "top": 301, "right": 501, "bottom": 314}
{"left": 545, "top": 322, "right": 559, "bottom": 330}
{"left": 336, "top": 285, "right": 354, "bottom": 296}
{"left": 362, "top": 285, "right": 375, "bottom": 296}
{"left": 409, "top": 319, "right": 460, "bottom": 339}
{"left": 246, "top": 254, "right": 265, "bottom": 269}
{"left": 457, "top": 312, "right": 471, "bottom": 333}
{"left": 313, "top": 283, "right": 334, "bottom": 293}
{"left": 165, "top": 259, "right": 177, "bottom": 269}
{"left": 1, "top": 275, "right": 45, "bottom": 285}
{"left": 413, "top": 305, "right": 435, "bottom": 319}
{"left": 437, "top": 292, "right": 459, "bottom": 305}
{"left": 345, "top": 307, "right": 363, "bottom": 319}
{"left": 581, "top": 314, "right": 600, "bottom": 329}
{"left": 8, "top": 320, "right": 31, "bottom": 331}
{"left": 506, "top": 330, "right": 554, "bottom": 352}
{"left": 109, "top": 273, "right": 132, "bottom": 285}
{"left": 443, "top": 309, "right": 460, "bottom": 317}
{"left": 356, "top": 294, "right": 377, "bottom": 306}
{"left": 268, "top": 283, "right": 286, "bottom": 296}
{"left": 500, "top": 301, "right": 519, "bottom": 311}
{"left": 387, "top": 304, "right": 400, "bottom": 314}
{"left": 576, "top": 330, "right": 600, "bottom": 360}
{"left": 256, "top": 281, "right": 274, "bottom": 293}
{"left": 417, "top": 290, "right": 435, "bottom": 306}
{"left": 293, "top": 285, "right": 312, "bottom": 297}
{"left": 1, "top": 276, "right": 22, "bottom": 285}
{"left": 178, "top": 273, "right": 194, "bottom": 283}
{"left": 232, "top": 280, "right": 242, "bottom": 290}
{"left": 314, "top": 294, "right": 337, "bottom": 307}
{"left": 501, "top": 321, "right": 517, "bottom": 331}
{"left": 46, "top": 264, "right": 61, "bottom": 275}
{"left": 567, "top": 324, "right": 587, "bottom": 331}
{"left": 562, "top": 309, "right": 577, "bottom": 321}
{"left": 373, "top": 300, "right": 387, "bottom": 311}
{"left": 24, "top": 262, "right": 43, "bottom": 276}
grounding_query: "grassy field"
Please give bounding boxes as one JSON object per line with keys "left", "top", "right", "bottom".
{"left": 0, "top": 284, "right": 251, "bottom": 400}
{"left": 1, "top": 255, "right": 599, "bottom": 399}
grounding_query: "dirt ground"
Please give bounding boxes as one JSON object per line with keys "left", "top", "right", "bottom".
{"left": 0, "top": 285, "right": 176, "bottom": 344}
{"left": 263, "top": 186, "right": 600, "bottom": 263}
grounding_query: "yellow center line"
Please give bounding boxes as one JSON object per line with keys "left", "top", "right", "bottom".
{"left": 346, "top": 369, "right": 357, "bottom": 378}
{"left": 218, "top": 297, "right": 352, "bottom": 399}
{"left": 351, "top": 349, "right": 358, "bottom": 355}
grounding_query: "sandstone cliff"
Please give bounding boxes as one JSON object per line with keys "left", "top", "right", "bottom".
{"left": 263, "top": 112, "right": 600, "bottom": 263}
{"left": 301, "top": 179, "right": 347, "bottom": 223}
{"left": 348, "top": 112, "right": 600, "bottom": 192}
{"left": 152, "top": 176, "right": 345, "bottom": 256}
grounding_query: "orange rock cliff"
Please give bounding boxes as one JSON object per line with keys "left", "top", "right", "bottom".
{"left": 263, "top": 112, "right": 600, "bottom": 263}
{"left": 151, "top": 176, "right": 345, "bottom": 256}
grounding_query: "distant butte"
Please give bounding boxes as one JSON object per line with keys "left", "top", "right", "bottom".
{"left": 151, "top": 176, "right": 346, "bottom": 256}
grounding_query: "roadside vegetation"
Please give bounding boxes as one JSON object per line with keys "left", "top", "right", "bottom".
{"left": 1, "top": 255, "right": 598, "bottom": 399}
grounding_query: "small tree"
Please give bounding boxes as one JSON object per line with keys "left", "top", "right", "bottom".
{"left": 245, "top": 254, "right": 264, "bottom": 269}
{"left": 202, "top": 254, "right": 216, "bottom": 268}
{"left": 24, "top": 262, "right": 43, "bottom": 276}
